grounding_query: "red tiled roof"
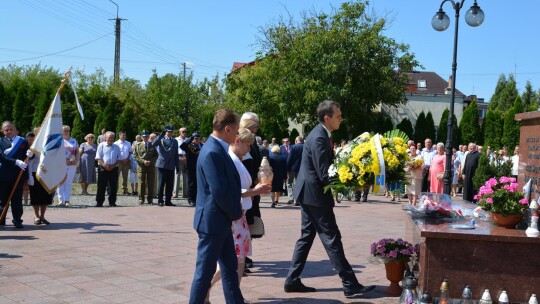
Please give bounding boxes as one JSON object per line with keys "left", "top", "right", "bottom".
{"left": 405, "top": 71, "right": 464, "bottom": 96}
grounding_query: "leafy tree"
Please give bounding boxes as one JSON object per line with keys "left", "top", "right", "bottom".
{"left": 460, "top": 100, "right": 481, "bottom": 145}
{"left": 502, "top": 96, "right": 524, "bottom": 151}
{"left": 483, "top": 109, "right": 504, "bottom": 149}
{"left": 227, "top": 0, "right": 419, "bottom": 138}
{"left": 396, "top": 117, "right": 414, "bottom": 140}
{"left": 488, "top": 74, "right": 507, "bottom": 110}
{"left": 424, "top": 111, "right": 436, "bottom": 143}
{"left": 414, "top": 111, "right": 426, "bottom": 143}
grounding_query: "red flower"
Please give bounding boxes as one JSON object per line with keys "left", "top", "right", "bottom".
{"left": 235, "top": 244, "right": 240, "bottom": 255}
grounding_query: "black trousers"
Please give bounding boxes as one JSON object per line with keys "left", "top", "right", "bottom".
{"left": 0, "top": 178, "right": 24, "bottom": 225}
{"left": 187, "top": 168, "right": 197, "bottom": 203}
{"left": 421, "top": 169, "right": 430, "bottom": 193}
{"left": 96, "top": 166, "right": 118, "bottom": 206}
{"left": 285, "top": 203, "right": 360, "bottom": 289}
{"left": 157, "top": 168, "right": 174, "bottom": 204}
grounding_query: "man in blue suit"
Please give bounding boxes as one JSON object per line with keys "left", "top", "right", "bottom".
{"left": 284, "top": 101, "right": 375, "bottom": 298}
{"left": 189, "top": 109, "right": 246, "bottom": 304}
{"left": 0, "top": 121, "right": 29, "bottom": 228}
{"left": 152, "top": 125, "right": 180, "bottom": 207}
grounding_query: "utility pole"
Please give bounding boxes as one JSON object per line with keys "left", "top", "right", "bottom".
{"left": 109, "top": 0, "right": 126, "bottom": 85}
{"left": 181, "top": 62, "right": 191, "bottom": 80}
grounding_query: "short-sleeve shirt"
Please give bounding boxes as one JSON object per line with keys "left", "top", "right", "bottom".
{"left": 96, "top": 142, "right": 121, "bottom": 165}
{"left": 114, "top": 140, "right": 132, "bottom": 160}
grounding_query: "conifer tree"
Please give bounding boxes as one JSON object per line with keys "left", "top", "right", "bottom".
{"left": 483, "top": 109, "right": 504, "bottom": 149}
{"left": 414, "top": 111, "right": 426, "bottom": 143}
{"left": 502, "top": 96, "right": 524, "bottom": 151}
{"left": 425, "top": 111, "right": 437, "bottom": 142}
{"left": 460, "top": 100, "right": 481, "bottom": 145}
{"left": 396, "top": 117, "right": 414, "bottom": 140}
{"left": 437, "top": 108, "right": 449, "bottom": 143}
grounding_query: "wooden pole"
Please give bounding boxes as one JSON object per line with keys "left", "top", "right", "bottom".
{"left": 0, "top": 69, "right": 71, "bottom": 224}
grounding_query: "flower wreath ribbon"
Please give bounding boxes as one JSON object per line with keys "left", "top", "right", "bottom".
{"left": 371, "top": 134, "right": 385, "bottom": 193}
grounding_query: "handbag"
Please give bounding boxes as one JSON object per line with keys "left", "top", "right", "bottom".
{"left": 249, "top": 216, "right": 265, "bottom": 238}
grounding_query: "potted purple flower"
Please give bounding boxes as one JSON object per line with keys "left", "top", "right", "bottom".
{"left": 370, "top": 238, "right": 419, "bottom": 296}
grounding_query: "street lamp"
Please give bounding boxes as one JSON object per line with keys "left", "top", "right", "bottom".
{"left": 432, "top": 0, "right": 484, "bottom": 196}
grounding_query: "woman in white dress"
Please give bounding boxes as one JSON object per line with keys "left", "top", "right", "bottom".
{"left": 407, "top": 144, "right": 423, "bottom": 205}
{"left": 205, "top": 128, "right": 270, "bottom": 304}
{"left": 57, "top": 125, "right": 79, "bottom": 206}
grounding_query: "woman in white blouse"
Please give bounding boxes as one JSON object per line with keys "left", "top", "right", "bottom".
{"left": 205, "top": 128, "right": 270, "bottom": 304}
{"left": 57, "top": 125, "right": 79, "bottom": 206}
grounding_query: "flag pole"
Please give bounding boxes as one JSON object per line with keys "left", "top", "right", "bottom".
{"left": 1, "top": 69, "right": 72, "bottom": 224}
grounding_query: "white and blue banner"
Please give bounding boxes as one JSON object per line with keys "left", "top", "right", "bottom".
{"left": 31, "top": 93, "right": 67, "bottom": 193}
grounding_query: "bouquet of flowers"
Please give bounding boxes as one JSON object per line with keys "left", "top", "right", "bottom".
{"left": 474, "top": 176, "right": 528, "bottom": 216}
{"left": 407, "top": 157, "right": 424, "bottom": 171}
{"left": 404, "top": 193, "right": 464, "bottom": 218}
{"left": 370, "top": 238, "right": 419, "bottom": 263}
{"left": 327, "top": 130, "right": 410, "bottom": 192}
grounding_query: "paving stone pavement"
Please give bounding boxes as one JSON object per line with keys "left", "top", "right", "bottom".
{"left": 0, "top": 192, "right": 426, "bottom": 304}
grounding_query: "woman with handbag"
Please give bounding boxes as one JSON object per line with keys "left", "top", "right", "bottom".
{"left": 205, "top": 128, "right": 270, "bottom": 304}
{"left": 429, "top": 142, "right": 446, "bottom": 194}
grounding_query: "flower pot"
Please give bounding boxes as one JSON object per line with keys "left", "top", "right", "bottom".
{"left": 384, "top": 261, "right": 406, "bottom": 296}
{"left": 492, "top": 213, "right": 523, "bottom": 228}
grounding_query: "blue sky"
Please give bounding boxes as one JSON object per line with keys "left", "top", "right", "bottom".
{"left": 1, "top": 0, "right": 539, "bottom": 102}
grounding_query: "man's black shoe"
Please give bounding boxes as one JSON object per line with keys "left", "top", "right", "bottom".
{"left": 344, "top": 285, "right": 376, "bottom": 298}
{"left": 286, "top": 200, "right": 294, "bottom": 205}
{"left": 284, "top": 280, "right": 316, "bottom": 293}
{"left": 188, "top": 200, "right": 195, "bottom": 206}
{"left": 245, "top": 257, "right": 253, "bottom": 268}
{"left": 95, "top": 204, "right": 103, "bottom": 207}
{"left": 14, "top": 222, "right": 24, "bottom": 229}
{"left": 165, "top": 202, "right": 176, "bottom": 207}
{"left": 109, "top": 203, "right": 117, "bottom": 207}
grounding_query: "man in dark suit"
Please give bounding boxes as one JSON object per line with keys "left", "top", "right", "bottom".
{"left": 284, "top": 101, "right": 375, "bottom": 298}
{"left": 189, "top": 109, "right": 245, "bottom": 304}
{"left": 133, "top": 130, "right": 158, "bottom": 205}
{"left": 152, "top": 125, "right": 180, "bottom": 207}
{"left": 0, "top": 121, "right": 29, "bottom": 228}
{"left": 286, "top": 136, "right": 304, "bottom": 205}
{"left": 180, "top": 132, "right": 203, "bottom": 206}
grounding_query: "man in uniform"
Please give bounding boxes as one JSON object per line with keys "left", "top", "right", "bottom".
{"left": 0, "top": 121, "right": 29, "bottom": 228}
{"left": 180, "top": 132, "right": 203, "bottom": 206}
{"left": 153, "top": 125, "right": 180, "bottom": 207}
{"left": 133, "top": 130, "right": 158, "bottom": 205}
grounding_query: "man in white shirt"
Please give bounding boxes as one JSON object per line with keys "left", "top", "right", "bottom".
{"left": 175, "top": 127, "right": 188, "bottom": 198}
{"left": 114, "top": 131, "right": 132, "bottom": 195}
{"left": 511, "top": 146, "right": 520, "bottom": 179}
{"left": 420, "top": 138, "right": 437, "bottom": 192}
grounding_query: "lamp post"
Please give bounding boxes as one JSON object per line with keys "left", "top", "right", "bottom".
{"left": 432, "top": 0, "right": 484, "bottom": 195}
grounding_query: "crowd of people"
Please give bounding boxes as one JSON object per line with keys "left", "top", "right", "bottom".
{"left": 0, "top": 99, "right": 524, "bottom": 303}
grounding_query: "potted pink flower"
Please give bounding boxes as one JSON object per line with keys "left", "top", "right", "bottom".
{"left": 475, "top": 176, "right": 528, "bottom": 227}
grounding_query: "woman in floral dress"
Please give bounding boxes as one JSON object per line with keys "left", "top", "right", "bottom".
{"left": 407, "top": 144, "right": 423, "bottom": 205}
{"left": 79, "top": 134, "right": 97, "bottom": 195}
{"left": 205, "top": 128, "right": 270, "bottom": 303}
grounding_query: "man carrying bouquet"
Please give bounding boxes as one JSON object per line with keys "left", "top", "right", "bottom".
{"left": 284, "top": 100, "right": 375, "bottom": 298}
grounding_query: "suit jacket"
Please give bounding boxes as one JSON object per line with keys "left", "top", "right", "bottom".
{"left": 259, "top": 145, "right": 270, "bottom": 159}
{"left": 0, "top": 136, "right": 29, "bottom": 182}
{"left": 133, "top": 141, "right": 158, "bottom": 166}
{"left": 152, "top": 134, "right": 180, "bottom": 171}
{"left": 280, "top": 145, "right": 290, "bottom": 157}
{"left": 287, "top": 143, "right": 304, "bottom": 173}
{"left": 193, "top": 135, "right": 242, "bottom": 235}
{"left": 292, "top": 124, "right": 334, "bottom": 207}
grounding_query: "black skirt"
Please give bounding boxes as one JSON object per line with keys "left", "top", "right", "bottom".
{"left": 30, "top": 172, "right": 54, "bottom": 206}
